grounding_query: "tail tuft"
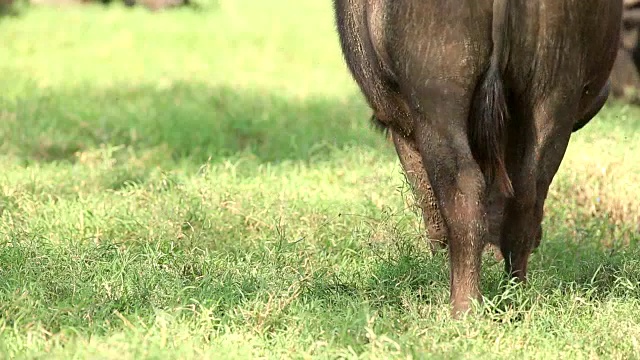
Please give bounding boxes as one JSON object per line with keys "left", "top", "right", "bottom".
{"left": 370, "top": 113, "right": 390, "bottom": 136}
{"left": 469, "top": 65, "right": 514, "bottom": 197}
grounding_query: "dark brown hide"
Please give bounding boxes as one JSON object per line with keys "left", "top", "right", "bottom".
{"left": 334, "top": 0, "right": 622, "bottom": 317}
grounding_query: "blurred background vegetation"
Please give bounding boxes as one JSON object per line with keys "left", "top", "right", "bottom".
{"left": 0, "top": 0, "right": 202, "bottom": 14}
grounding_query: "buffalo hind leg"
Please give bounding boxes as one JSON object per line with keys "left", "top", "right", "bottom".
{"left": 413, "top": 107, "right": 487, "bottom": 317}
{"left": 391, "top": 130, "right": 447, "bottom": 251}
{"left": 500, "top": 97, "right": 576, "bottom": 280}
{"left": 499, "top": 165, "right": 537, "bottom": 280}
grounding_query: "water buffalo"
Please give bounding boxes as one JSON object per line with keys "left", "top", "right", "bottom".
{"left": 333, "top": 0, "right": 622, "bottom": 317}
{"left": 611, "top": 0, "right": 640, "bottom": 102}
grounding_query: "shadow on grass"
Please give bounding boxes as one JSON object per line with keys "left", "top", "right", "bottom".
{"left": 0, "top": 4, "right": 19, "bottom": 18}
{"left": 1, "top": 82, "right": 388, "bottom": 165}
{"left": 0, "top": 0, "right": 31, "bottom": 19}
{"left": 2, "top": 212, "right": 639, "bottom": 337}
{"left": 300, "top": 226, "right": 640, "bottom": 319}
{"left": 2, "top": 83, "right": 639, "bottom": 337}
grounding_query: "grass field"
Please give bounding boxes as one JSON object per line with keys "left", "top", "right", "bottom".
{"left": 0, "top": 1, "right": 639, "bottom": 358}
